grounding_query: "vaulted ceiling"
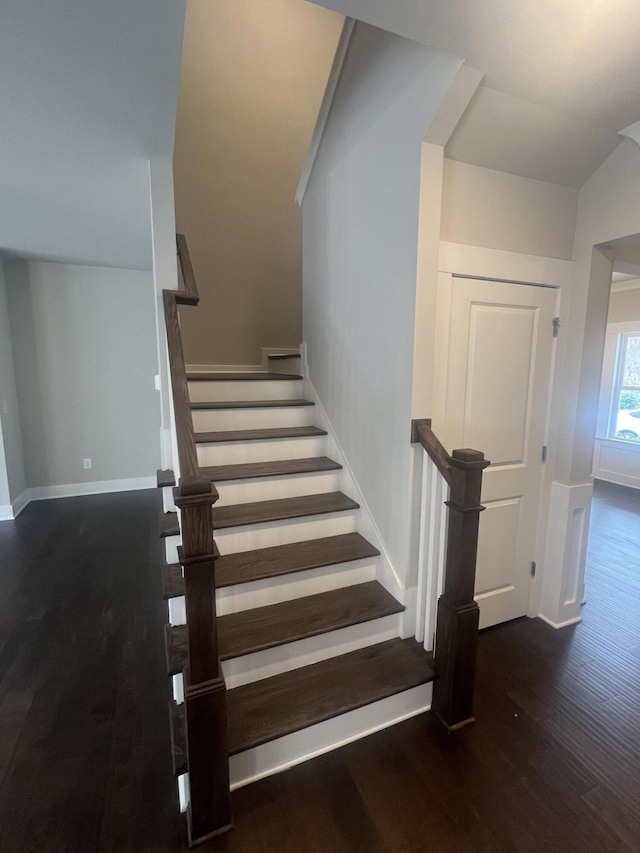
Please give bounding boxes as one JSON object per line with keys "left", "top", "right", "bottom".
{"left": 312, "top": 0, "right": 640, "bottom": 187}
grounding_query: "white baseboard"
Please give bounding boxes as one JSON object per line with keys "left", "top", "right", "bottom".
{"left": 0, "top": 479, "right": 153, "bottom": 520}
{"left": 28, "top": 477, "right": 156, "bottom": 502}
{"left": 0, "top": 504, "right": 13, "bottom": 521}
{"left": 186, "top": 363, "right": 263, "bottom": 373}
{"left": 12, "top": 490, "right": 31, "bottom": 517}
{"left": 0, "top": 489, "right": 32, "bottom": 521}
{"left": 537, "top": 613, "right": 582, "bottom": 630}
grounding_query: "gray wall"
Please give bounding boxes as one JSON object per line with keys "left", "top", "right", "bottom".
{"left": 4, "top": 260, "right": 161, "bottom": 489}
{"left": 441, "top": 159, "right": 578, "bottom": 260}
{"left": 302, "top": 23, "right": 461, "bottom": 585}
{"left": 0, "top": 261, "right": 26, "bottom": 505}
{"left": 174, "top": 0, "right": 342, "bottom": 366}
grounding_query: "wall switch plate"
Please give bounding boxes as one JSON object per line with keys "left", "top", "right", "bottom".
{"left": 83, "top": 458, "right": 92, "bottom": 469}
{"left": 1, "top": 401, "right": 7, "bottom": 415}
{"left": 154, "top": 374, "right": 161, "bottom": 391}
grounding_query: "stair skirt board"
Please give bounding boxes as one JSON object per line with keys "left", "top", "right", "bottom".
{"left": 171, "top": 611, "right": 401, "bottom": 694}
{"left": 177, "top": 683, "right": 432, "bottom": 810}
{"left": 302, "top": 376, "right": 408, "bottom": 609}
{"left": 196, "top": 435, "right": 327, "bottom": 465}
{"left": 214, "top": 470, "right": 341, "bottom": 506}
{"left": 168, "top": 557, "right": 378, "bottom": 623}
{"left": 188, "top": 379, "right": 304, "bottom": 403}
{"left": 192, "top": 405, "right": 315, "bottom": 432}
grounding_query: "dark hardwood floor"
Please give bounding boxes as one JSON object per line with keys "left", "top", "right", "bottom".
{"left": 1, "top": 480, "right": 639, "bottom": 852}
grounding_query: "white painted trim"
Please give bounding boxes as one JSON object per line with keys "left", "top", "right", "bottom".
{"left": 0, "top": 490, "right": 33, "bottom": 520}
{"left": 539, "top": 481, "right": 592, "bottom": 628}
{"left": 303, "top": 374, "right": 408, "bottom": 612}
{"left": 11, "top": 489, "right": 31, "bottom": 517}
{"left": 295, "top": 17, "right": 356, "bottom": 206}
{"left": 229, "top": 684, "right": 431, "bottom": 790}
{"left": 439, "top": 242, "right": 575, "bottom": 288}
{"left": 537, "top": 613, "right": 582, "bottom": 630}
{"left": 185, "top": 363, "right": 263, "bottom": 373}
{"left": 592, "top": 439, "right": 640, "bottom": 490}
{"left": 0, "top": 505, "right": 13, "bottom": 521}
{"left": 28, "top": 477, "right": 156, "bottom": 501}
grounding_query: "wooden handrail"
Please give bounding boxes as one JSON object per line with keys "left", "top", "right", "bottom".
{"left": 411, "top": 419, "right": 452, "bottom": 485}
{"left": 411, "top": 419, "right": 489, "bottom": 730}
{"left": 164, "top": 235, "right": 231, "bottom": 844}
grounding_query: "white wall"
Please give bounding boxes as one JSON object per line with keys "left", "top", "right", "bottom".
{"left": 0, "top": 262, "right": 26, "bottom": 513}
{"left": 441, "top": 160, "right": 578, "bottom": 260}
{"left": 607, "top": 284, "right": 640, "bottom": 324}
{"left": 4, "top": 260, "right": 161, "bottom": 493}
{"left": 0, "top": 1, "right": 186, "bottom": 269}
{"left": 562, "top": 140, "right": 640, "bottom": 486}
{"left": 302, "top": 22, "right": 462, "bottom": 586}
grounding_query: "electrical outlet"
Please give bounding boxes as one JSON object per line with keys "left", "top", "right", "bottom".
{"left": 83, "top": 458, "right": 92, "bottom": 470}
{"left": 154, "top": 374, "right": 161, "bottom": 391}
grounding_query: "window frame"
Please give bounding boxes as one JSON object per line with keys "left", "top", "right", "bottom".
{"left": 608, "top": 331, "right": 640, "bottom": 441}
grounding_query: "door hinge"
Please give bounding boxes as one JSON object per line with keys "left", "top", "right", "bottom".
{"left": 542, "top": 445, "right": 548, "bottom": 463}
{"left": 552, "top": 317, "right": 561, "bottom": 338}
{"left": 531, "top": 561, "right": 537, "bottom": 578}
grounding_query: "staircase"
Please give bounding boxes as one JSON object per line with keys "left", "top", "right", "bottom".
{"left": 164, "top": 369, "right": 436, "bottom": 793}
{"left": 161, "top": 235, "right": 486, "bottom": 847}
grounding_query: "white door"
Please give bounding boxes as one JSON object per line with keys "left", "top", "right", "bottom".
{"left": 434, "top": 276, "right": 558, "bottom": 629}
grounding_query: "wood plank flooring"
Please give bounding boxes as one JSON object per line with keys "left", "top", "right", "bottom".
{"left": 0, "top": 479, "right": 639, "bottom": 851}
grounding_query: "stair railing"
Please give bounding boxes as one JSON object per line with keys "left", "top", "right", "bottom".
{"left": 411, "top": 419, "right": 489, "bottom": 730}
{"left": 163, "top": 235, "right": 231, "bottom": 845}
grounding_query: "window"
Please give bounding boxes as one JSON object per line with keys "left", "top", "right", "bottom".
{"left": 610, "top": 333, "right": 640, "bottom": 441}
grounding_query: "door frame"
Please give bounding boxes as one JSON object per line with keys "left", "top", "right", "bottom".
{"left": 434, "top": 242, "right": 575, "bottom": 623}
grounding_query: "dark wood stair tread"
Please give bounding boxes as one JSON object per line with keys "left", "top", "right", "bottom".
{"left": 219, "top": 581, "right": 403, "bottom": 660}
{"left": 212, "top": 492, "right": 359, "bottom": 530}
{"left": 169, "top": 701, "right": 187, "bottom": 776}
{"left": 161, "top": 533, "right": 380, "bottom": 599}
{"left": 162, "top": 564, "right": 184, "bottom": 599}
{"left": 216, "top": 532, "right": 380, "bottom": 587}
{"left": 227, "top": 638, "right": 435, "bottom": 754}
{"left": 191, "top": 399, "right": 313, "bottom": 410}
{"left": 268, "top": 353, "right": 301, "bottom": 360}
{"left": 164, "top": 581, "right": 404, "bottom": 675}
{"left": 200, "top": 456, "right": 341, "bottom": 482}
{"left": 156, "top": 468, "right": 175, "bottom": 488}
{"left": 195, "top": 425, "right": 326, "bottom": 444}
{"left": 159, "top": 511, "right": 180, "bottom": 538}
{"left": 186, "top": 372, "right": 302, "bottom": 381}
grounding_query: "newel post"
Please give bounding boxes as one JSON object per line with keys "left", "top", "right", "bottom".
{"left": 174, "top": 476, "right": 232, "bottom": 846}
{"left": 432, "top": 448, "right": 489, "bottom": 731}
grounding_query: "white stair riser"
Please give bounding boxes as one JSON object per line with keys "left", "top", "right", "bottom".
{"left": 168, "top": 559, "right": 378, "bottom": 625}
{"left": 227, "top": 683, "right": 432, "bottom": 792}
{"left": 171, "top": 612, "right": 400, "bottom": 697}
{"left": 169, "top": 561, "right": 376, "bottom": 625}
{"left": 215, "top": 471, "right": 340, "bottom": 506}
{"left": 222, "top": 613, "right": 402, "bottom": 688}
{"left": 197, "top": 436, "right": 326, "bottom": 465}
{"left": 215, "top": 511, "right": 358, "bottom": 554}
{"left": 216, "top": 559, "right": 377, "bottom": 614}
{"left": 188, "top": 379, "right": 303, "bottom": 402}
{"left": 192, "top": 405, "right": 314, "bottom": 432}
